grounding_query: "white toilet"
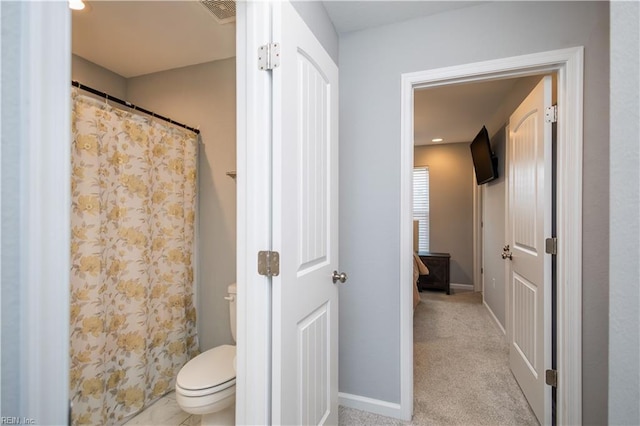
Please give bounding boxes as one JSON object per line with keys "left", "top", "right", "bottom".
{"left": 176, "top": 283, "right": 237, "bottom": 425}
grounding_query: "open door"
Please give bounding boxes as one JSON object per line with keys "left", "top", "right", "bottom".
{"left": 271, "top": 2, "right": 340, "bottom": 424}
{"left": 506, "top": 75, "right": 553, "bottom": 424}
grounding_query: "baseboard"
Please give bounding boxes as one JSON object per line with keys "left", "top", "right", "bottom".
{"left": 450, "top": 283, "right": 474, "bottom": 291}
{"left": 483, "top": 300, "right": 506, "bottom": 335}
{"left": 338, "top": 392, "right": 405, "bottom": 420}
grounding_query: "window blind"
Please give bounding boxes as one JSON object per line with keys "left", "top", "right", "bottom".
{"left": 413, "top": 167, "right": 430, "bottom": 252}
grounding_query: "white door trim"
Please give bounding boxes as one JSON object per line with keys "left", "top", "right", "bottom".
{"left": 9, "top": 2, "right": 71, "bottom": 422}
{"left": 235, "top": 2, "right": 272, "bottom": 424}
{"left": 400, "top": 47, "right": 583, "bottom": 425}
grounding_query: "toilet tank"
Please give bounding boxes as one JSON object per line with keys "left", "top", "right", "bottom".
{"left": 228, "top": 283, "right": 237, "bottom": 343}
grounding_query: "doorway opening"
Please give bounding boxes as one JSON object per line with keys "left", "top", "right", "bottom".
{"left": 411, "top": 74, "right": 550, "bottom": 423}
{"left": 70, "top": 3, "right": 238, "bottom": 424}
{"left": 399, "top": 47, "right": 584, "bottom": 424}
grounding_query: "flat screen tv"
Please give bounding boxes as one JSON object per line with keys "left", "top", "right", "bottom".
{"left": 470, "top": 126, "right": 498, "bottom": 185}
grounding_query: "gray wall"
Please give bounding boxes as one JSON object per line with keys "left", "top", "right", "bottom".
{"left": 291, "top": 1, "right": 338, "bottom": 65}
{"left": 414, "top": 143, "right": 473, "bottom": 285}
{"left": 609, "top": 1, "right": 640, "bottom": 424}
{"left": 338, "top": 2, "right": 609, "bottom": 421}
{"left": 127, "top": 59, "right": 237, "bottom": 352}
{"left": 72, "top": 54, "right": 127, "bottom": 99}
{"left": 482, "top": 127, "right": 506, "bottom": 327}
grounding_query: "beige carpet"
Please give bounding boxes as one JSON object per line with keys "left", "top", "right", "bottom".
{"left": 339, "top": 289, "right": 539, "bottom": 425}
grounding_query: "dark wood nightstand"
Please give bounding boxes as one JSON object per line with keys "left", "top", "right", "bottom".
{"left": 417, "top": 252, "right": 451, "bottom": 295}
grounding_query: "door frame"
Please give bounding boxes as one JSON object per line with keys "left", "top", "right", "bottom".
{"left": 236, "top": 1, "right": 272, "bottom": 425}
{"left": 4, "top": 2, "right": 72, "bottom": 422}
{"left": 400, "top": 47, "right": 583, "bottom": 424}
{"left": 16, "top": 1, "right": 271, "bottom": 423}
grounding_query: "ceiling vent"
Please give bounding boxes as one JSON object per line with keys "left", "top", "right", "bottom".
{"left": 199, "top": 0, "right": 236, "bottom": 24}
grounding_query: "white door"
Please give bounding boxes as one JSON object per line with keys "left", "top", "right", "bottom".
{"left": 507, "top": 76, "right": 552, "bottom": 425}
{"left": 271, "top": 2, "right": 340, "bottom": 425}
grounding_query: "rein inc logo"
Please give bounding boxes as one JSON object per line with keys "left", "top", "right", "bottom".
{"left": 1, "top": 418, "right": 35, "bottom": 425}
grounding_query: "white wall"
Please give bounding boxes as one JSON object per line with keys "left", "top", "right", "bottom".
{"left": 338, "top": 2, "right": 609, "bottom": 422}
{"left": 609, "top": 1, "right": 640, "bottom": 424}
{"left": 127, "top": 58, "right": 237, "bottom": 352}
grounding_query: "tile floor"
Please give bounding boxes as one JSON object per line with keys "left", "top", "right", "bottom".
{"left": 124, "top": 392, "right": 397, "bottom": 425}
{"left": 123, "top": 392, "right": 200, "bottom": 426}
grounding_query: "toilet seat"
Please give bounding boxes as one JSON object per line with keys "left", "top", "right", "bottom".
{"left": 176, "top": 345, "right": 236, "bottom": 396}
{"left": 176, "top": 377, "right": 235, "bottom": 397}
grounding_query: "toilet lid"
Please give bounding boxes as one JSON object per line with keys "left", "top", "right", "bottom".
{"left": 177, "top": 344, "right": 236, "bottom": 391}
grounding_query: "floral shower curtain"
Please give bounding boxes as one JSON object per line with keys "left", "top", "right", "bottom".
{"left": 69, "top": 92, "right": 199, "bottom": 425}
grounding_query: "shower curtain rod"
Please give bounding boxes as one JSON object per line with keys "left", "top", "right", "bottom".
{"left": 72, "top": 81, "right": 200, "bottom": 135}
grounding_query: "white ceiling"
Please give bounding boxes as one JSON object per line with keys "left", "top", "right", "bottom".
{"left": 414, "top": 77, "right": 541, "bottom": 145}
{"left": 72, "top": 1, "right": 236, "bottom": 78}
{"left": 71, "top": 1, "right": 479, "bottom": 78}
{"left": 72, "top": 0, "right": 534, "bottom": 146}
{"left": 322, "top": 1, "right": 485, "bottom": 34}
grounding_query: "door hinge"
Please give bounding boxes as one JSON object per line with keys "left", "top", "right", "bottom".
{"left": 545, "top": 369, "right": 558, "bottom": 387}
{"left": 545, "top": 105, "right": 558, "bottom": 123}
{"left": 258, "top": 42, "right": 280, "bottom": 71}
{"left": 545, "top": 237, "right": 558, "bottom": 255}
{"left": 258, "top": 250, "right": 280, "bottom": 277}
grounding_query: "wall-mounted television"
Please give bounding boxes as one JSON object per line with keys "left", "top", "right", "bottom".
{"left": 470, "top": 126, "right": 498, "bottom": 185}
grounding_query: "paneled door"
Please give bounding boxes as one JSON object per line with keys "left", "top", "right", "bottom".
{"left": 507, "top": 75, "right": 552, "bottom": 425}
{"left": 271, "top": 1, "right": 340, "bottom": 424}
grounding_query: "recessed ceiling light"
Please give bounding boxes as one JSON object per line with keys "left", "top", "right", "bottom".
{"left": 432, "top": 138, "right": 444, "bottom": 143}
{"left": 69, "top": 0, "right": 85, "bottom": 10}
